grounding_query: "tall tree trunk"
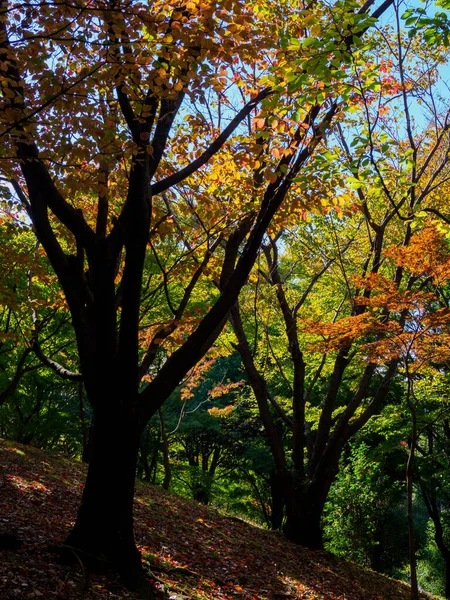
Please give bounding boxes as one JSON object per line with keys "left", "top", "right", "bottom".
{"left": 269, "top": 470, "right": 285, "bottom": 530}
{"left": 158, "top": 408, "right": 171, "bottom": 491}
{"left": 65, "top": 407, "right": 153, "bottom": 597}
{"left": 81, "top": 420, "right": 94, "bottom": 464}
{"left": 283, "top": 485, "right": 325, "bottom": 549}
{"left": 406, "top": 396, "right": 418, "bottom": 600}
{"left": 283, "top": 467, "right": 337, "bottom": 549}
{"left": 78, "top": 382, "right": 88, "bottom": 459}
{"left": 149, "top": 431, "right": 161, "bottom": 484}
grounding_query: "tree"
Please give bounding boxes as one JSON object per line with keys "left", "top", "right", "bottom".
{"left": 0, "top": 0, "right": 397, "bottom": 594}
{"left": 169, "top": 353, "right": 249, "bottom": 505}
{"left": 230, "top": 6, "right": 450, "bottom": 548}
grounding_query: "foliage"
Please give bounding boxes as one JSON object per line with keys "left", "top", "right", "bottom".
{"left": 323, "top": 443, "right": 400, "bottom": 566}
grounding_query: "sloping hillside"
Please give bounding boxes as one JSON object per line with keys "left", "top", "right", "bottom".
{"left": 0, "top": 439, "right": 439, "bottom": 600}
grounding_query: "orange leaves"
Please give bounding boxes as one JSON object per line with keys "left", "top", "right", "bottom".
{"left": 386, "top": 226, "right": 450, "bottom": 285}
{"left": 306, "top": 225, "right": 450, "bottom": 368}
{"left": 208, "top": 380, "right": 245, "bottom": 399}
{"left": 306, "top": 225, "right": 450, "bottom": 373}
{"left": 180, "top": 359, "right": 215, "bottom": 400}
{"left": 352, "top": 273, "right": 431, "bottom": 314}
{"left": 305, "top": 312, "right": 390, "bottom": 353}
{"left": 379, "top": 74, "right": 404, "bottom": 96}
{"left": 307, "top": 290, "right": 450, "bottom": 367}
{"left": 253, "top": 117, "right": 265, "bottom": 130}
{"left": 207, "top": 404, "right": 234, "bottom": 416}
{"left": 364, "top": 307, "right": 450, "bottom": 368}
{"left": 263, "top": 167, "right": 277, "bottom": 184}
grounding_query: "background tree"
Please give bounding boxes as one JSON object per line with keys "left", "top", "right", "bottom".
{"left": 230, "top": 6, "right": 450, "bottom": 548}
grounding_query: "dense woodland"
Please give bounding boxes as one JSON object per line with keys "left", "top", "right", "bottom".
{"left": 1, "top": 0, "right": 450, "bottom": 598}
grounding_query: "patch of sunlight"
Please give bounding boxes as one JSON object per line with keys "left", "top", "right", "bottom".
{"left": 279, "top": 574, "right": 307, "bottom": 596}
{"left": 6, "top": 474, "right": 50, "bottom": 494}
{"left": 4, "top": 446, "right": 25, "bottom": 456}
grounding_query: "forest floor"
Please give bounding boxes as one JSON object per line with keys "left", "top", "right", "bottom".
{"left": 0, "top": 438, "right": 441, "bottom": 600}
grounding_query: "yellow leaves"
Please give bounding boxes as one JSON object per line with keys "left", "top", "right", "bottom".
{"left": 186, "top": 1, "right": 198, "bottom": 12}
{"left": 227, "top": 23, "right": 239, "bottom": 34}
{"left": 302, "top": 13, "right": 317, "bottom": 27}
{"left": 208, "top": 405, "right": 234, "bottom": 417}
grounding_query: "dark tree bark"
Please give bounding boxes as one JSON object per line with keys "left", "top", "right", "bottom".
{"left": 81, "top": 419, "right": 95, "bottom": 464}
{"left": 193, "top": 486, "right": 211, "bottom": 505}
{"left": 406, "top": 386, "right": 419, "bottom": 600}
{"left": 269, "top": 470, "right": 285, "bottom": 530}
{"left": 78, "top": 383, "right": 89, "bottom": 461}
{"left": 65, "top": 406, "right": 150, "bottom": 596}
{"left": 158, "top": 409, "right": 172, "bottom": 491}
{"left": 64, "top": 408, "right": 159, "bottom": 598}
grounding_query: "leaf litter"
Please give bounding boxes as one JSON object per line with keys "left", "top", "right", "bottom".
{"left": 0, "top": 439, "right": 441, "bottom": 600}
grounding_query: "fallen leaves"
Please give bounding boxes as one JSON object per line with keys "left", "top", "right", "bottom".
{"left": 0, "top": 439, "right": 440, "bottom": 600}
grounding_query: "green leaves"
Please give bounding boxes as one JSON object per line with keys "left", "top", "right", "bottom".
{"left": 402, "top": 6, "right": 450, "bottom": 46}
